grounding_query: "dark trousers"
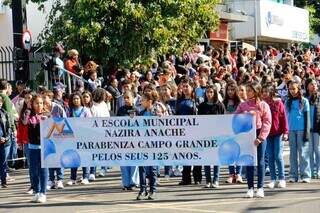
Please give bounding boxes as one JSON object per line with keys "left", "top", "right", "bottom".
{"left": 182, "top": 166, "right": 202, "bottom": 184}
{"left": 139, "top": 166, "right": 157, "bottom": 193}
{"left": 247, "top": 139, "right": 267, "bottom": 189}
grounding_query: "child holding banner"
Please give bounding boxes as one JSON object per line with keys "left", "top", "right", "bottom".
{"left": 176, "top": 79, "right": 200, "bottom": 185}
{"left": 22, "top": 94, "right": 50, "bottom": 203}
{"left": 42, "top": 90, "right": 66, "bottom": 190}
{"left": 223, "top": 80, "right": 244, "bottom": 184}
{"left": 136, "top": 91, "right": 165, "bottom": 200}
{"left": 198, "top": 85, "right": 225, "bottom": 188}
{"left": 67, "top": 92, "right": 92, "bottom": 186}
{"left": 118, "top": 91, "right": 139, "bottom": 190}
{"left": 235, "top": 82, "right": 272, "bottom": 198}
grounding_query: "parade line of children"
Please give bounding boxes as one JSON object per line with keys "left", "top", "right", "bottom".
{"left": 0, "top": 43, "right": 320, "bottom": 203}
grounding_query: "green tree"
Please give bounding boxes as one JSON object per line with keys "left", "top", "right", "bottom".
{"left": 35, "top": 0, "right": 219, "bottom": 72}
{"left": 294, "top": 0, "right": 320, "bottom": 36}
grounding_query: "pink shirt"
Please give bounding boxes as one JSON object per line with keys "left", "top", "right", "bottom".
{"left": 235, "top": 99, "right": 272, "bottom": 140}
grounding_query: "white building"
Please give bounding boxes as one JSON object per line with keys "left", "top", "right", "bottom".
{"left": 0, "top": 0, "right": 52, "bottom": 80}
{"left": 229, "top": 0, "right": 309, "bottom": 46}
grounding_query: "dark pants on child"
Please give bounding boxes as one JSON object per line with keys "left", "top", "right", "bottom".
{"left": 139, "top": 166, "right": 157, "bottom": 193}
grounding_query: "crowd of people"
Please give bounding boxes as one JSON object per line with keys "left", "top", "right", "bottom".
{"left": 0, "top": 42, "right": 320, "bottom": 203}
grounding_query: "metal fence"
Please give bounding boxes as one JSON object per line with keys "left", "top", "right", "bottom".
{"left": 0, "top": 46, "right": 15, "bottom": 81}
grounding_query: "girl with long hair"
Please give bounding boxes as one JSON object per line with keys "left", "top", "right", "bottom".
{"left": 235, "top": 82, "right": 272, "bottom": 198}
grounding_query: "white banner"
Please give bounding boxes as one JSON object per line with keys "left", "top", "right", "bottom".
{"left": 40, "top": 114, "right": 257, "bottom": 168}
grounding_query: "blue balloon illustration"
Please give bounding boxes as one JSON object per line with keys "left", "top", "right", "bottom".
{"left": 52, "top": 117, "right": 64, "bottom": 122}
{"left": 236, "top": 154, "right": 254, "bottom": 166}
{"left": 60, "top": 149, "right": 81, "bottom": 168}
{"left": 232, "top": 114, "right": 253, "bottom": 134}
{"left": 218, "top": 139, "right": 240, "bottom": 165}
{"left": 43, "top": 138, "right": 56, "bottom": 159}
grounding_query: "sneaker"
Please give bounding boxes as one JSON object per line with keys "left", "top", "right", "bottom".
{"left": 31, "top": 193, "right": 40, "bottom": 203}
{"left": 256, "top": 188, "right": 264, "bottom": 198}
{"left": 89, "top": 174, "right": 96, "bottom": 181}
{"left": 289, "top": 178, "right": 297, "bottom": 183}
{"left": 37, "top": 193, "right": 47, "bottom": 203}
{"left": 246, "top": 188, "right": 254, "bottom": 198}
{"left": 164, "top": 175, "right": 170, "bottom": 181}
{"left": 173, "top": 170, "right": 182, "bottom": 177}
{"left": 236, "top": 175, "right": 243, "bottom": 183}
{"left": 57, "top": 180, "right": 64, "bottom": 189}
{"left": 148, "top": 192, "right": 156, "bottom": 200}
{"left": 98, "top": 169, "right": 106, "bottom": 177}
{"left": 225, "top": 175, "right": 234, "bottom": 184}
{"left": 27, "top": 188, "right": 33, "bottom": 195}
{"left": 67, "top": 180, "right": 76, "bottom": 186}
{"left": 46, "top": 181, "right": 53, "bottom": 190}
{"left": 267, "top": 181, "right": 276, "bottom": 189}
{"left": 205, "top": 182, "right": 212, "bottom": 188}
{"left": 301, "top": 178, "right": 311, "bottom": 183}
{"left": 212, "top": 181, "right": 219, "bottom": 188}
{"left": 136, "top": 192, "right": 148, "bottom": 200}
{"left": 265, "top": 167, "right": 270, "bottom": 175}
{"left": 81, "top": 178, "right": 90, "bottom": 185}
{"left": 278, "top": 180, "right": 286, "bottom": 188}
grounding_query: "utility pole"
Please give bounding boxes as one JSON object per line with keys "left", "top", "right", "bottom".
{"left": 12, "top": 0, "right": 29, "bottom": 82}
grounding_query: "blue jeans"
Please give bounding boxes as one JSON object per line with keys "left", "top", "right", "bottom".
{"left": 228, "top": 166, "right": 242, "bottom": 176}
{"left": 0, "top": 144, "right": 10, "bottom": 184}
{"left": 90, "top": 167, "right": 96, "bottom": 175}
{"left": 49, "top": 168, "right": 64, "bottom": 181}
{"left": 121, "top": 166, "right": 139, "bottom": 187}
{"left": 247, "top": 138, "right": 267, "bottom": 189}
{"left": 29, "top": 149, "right": 48, "bottom": 194}
{"left": 204, "top": 166, "right": 220, "bottom": 183}
{"left": 7, "top": 134, "right": 17, "bottom": 167}
{"left": 267, "top": 134, "right": 285, "bottom": 181}
{"left": 23, "top": 144, "right": 33, "bottom": 188}
{"left": 289, "top": 131, "right": 311, "bottom": 180}
{"left": 309, "top": 132, "right": 320, "bottom": 177}
{"left": 70, "top": 167, "right": 89, "bottom": 180}
{"left": 139, "top": 166, "right": 157, "bottom": 193}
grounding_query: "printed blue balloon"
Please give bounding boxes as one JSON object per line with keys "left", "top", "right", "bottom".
{"left": 236, "top": 154, "right": 254, "bottom": 166}
{"left": 232, "top": 114, "right": 253, "bottom": 134}
{"left": 60, "top": 149, "right": 81, "bottom": 168}
{"left": 43, "top": 138, "right": 56, "bottom": 159}
{"left": 218, "top": 139, "right": 240, "bottom": 165}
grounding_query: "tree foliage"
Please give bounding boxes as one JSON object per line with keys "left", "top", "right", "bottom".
{"left": 36, "top": 0, "right": 219, "bottom": 69}
{"left": 294, "top": 0, "right": 320, "bottom": 36}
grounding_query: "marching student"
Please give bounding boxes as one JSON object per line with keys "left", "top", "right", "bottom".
{"left": 67, "top": 92, "right": 92, "bottom": 186}
{"left": 176, "top": 78, "right": 201, "bottom": 185}
{"left": 117, "top": 90, "right": 139, "bottom": 190}
{"left": 305, "top": 79, "right": 320, "bottom": 179}
{"left": 90, "top": 88, "right": 111, "bottom": 180}
{"left": 136, "top": 91, "right": 165, "bottom": 200}
{"left": 42, "top": 90, "right": 66, "bottom": 190}
{"left": 223, "top": 80, "right": 244, "bottom": 184}
{"left": 262, "top": 85, "right": 289, "bottom": 188}
{"left": 22, "top": 94, "right": 49, "bottom": 203}
{"left": 199, "top": 85, "right": 225, "bottom": 188}
{"left": 235, "top": 81, "right": 272, "bottom": 198}
{"left": 285, "top": 81, "right": 311, "bottom": 183}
